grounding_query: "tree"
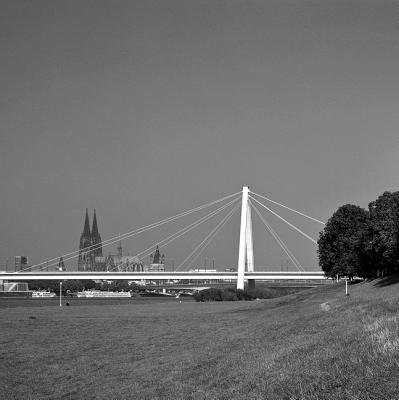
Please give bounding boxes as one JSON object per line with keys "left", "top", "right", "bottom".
{"left": 63, "top": 280, "right": 84, "bottom": 292}
{"left": 318, "top": 204, "right": 371, "bottom": 278}
{"left": 115, "top": 280, "right": 130, "bottom": 291}
{"left": 80, "top": 280, "right": 96, "bottom": 290}
{"left": 129, "top": 282, "right": 143, "bottom": 292}
{"left": 28, "top": 280, "right": 60, "bottom": 291}
{"left": 369, "top": 191, "right": 399, "bottom": 276}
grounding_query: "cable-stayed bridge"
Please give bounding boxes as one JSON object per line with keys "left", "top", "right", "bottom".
{"left": 1, "top": 187, "right": 326, "bottom": 289}
{"left": 1, "top": 271, "right": 325, "bottom": 282}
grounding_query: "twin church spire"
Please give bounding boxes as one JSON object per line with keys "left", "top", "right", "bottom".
{"left": 78, "top": 209, "right": 103, "bottom": 271}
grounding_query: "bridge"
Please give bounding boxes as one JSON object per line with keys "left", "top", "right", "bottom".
{"left": 1, "top": 187, "right": 327, "bottom": 289}
{"left": 0, "top": 271, "right": 325, "bottom": 281}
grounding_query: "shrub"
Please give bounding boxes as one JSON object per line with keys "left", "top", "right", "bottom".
{"left": 245, "top": 287, "right": 274, "bottom": 299}
{"left": 194, "top": 287, "right": 286, "bottom": 302}
{"left": 193, "top": 288, "right": 223, "bottom": 302}
{"left": 221, "top": 288, "right": 238, "bottom": 301}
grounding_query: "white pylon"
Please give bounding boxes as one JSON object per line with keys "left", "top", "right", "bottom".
{"left": 237, "top": 186, "right": 254, "bottom": 289}
{"left": 246, "top": 202, "right": 254, "bottom": 273}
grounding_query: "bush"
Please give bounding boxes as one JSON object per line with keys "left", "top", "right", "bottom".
{"left": 193, "top": 288, "right": 223, "bottom": 302}
{"left": 193, "top": 287, "right": 283, "bottom": 302}
{"left": 221, "top": 288, "right": 238, "bottom": 301}
{"left": 245, "top": 287, "right": 274, "bottom": 299}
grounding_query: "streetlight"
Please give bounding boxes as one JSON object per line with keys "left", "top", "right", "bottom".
{"left": 59, "top": 282, "right": 62, "bottom": 307}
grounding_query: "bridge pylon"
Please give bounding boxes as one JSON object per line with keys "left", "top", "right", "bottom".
{"left": 237, "top": 186, "right": 254, "bottom": 290}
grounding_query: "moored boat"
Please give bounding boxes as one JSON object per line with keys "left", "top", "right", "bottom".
{"left": 32, "top": 290, "right": 56, "bottom": 298}
{"left": 76, "top": 290, "right": 131, "bottom": 298}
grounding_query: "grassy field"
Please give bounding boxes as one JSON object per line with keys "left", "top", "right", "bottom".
{"left": 1, "top": 279, "right": 398, "bottom": 400}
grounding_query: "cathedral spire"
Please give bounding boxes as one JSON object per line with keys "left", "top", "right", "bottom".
{"left": 91, "top": 209, "right": 103, "bottom": 260}
{"left": 78, "top": 208, "right": 92, "bottom": 271}
{"left": 92, "top": 208, "right": 99, "bottom": 237}
{"left": 82, "top": 208, "right": 91, "bottom": 238}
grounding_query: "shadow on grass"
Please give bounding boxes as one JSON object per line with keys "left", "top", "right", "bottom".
{"left": 373, "top": 273, "right": 399, "bottom": 287}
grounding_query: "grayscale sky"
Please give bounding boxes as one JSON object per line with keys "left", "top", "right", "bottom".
{"left": 1, "top": 0, "right": 398, "bottom": 271}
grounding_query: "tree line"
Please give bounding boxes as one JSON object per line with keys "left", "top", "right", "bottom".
{"left": 318, "top": 191, "right": 399, "bottom": 278}
{"left": 27, "top": 280, "right": 141, "bottom": 293}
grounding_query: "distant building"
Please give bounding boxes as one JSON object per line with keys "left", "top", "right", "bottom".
{"left": 148, "top": 246, "right": 165, "bottom": 272}
{"left": 78, "top": 209, "right": 106, "bottom": 271}
{"left": 57, "top": 257, "right": 66, "bottom": 271}
{"left": 105, "top": 240, "right": 144, "bottom": 272}
{"left": 77, "top": 210, "right": 162, "bottom": 272}
{"left": 15, "top": 256, "right": 29, "bottom": 272}
{"left": 0, "top": 273, "right": 29, "bottom": 294}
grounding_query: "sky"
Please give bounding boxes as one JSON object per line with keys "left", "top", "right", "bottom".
{"left": 1, "top": 0, "right": 398, "bottom": 271}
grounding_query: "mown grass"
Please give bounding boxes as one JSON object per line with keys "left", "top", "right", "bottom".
{"left": 1, "top": 280, "right": 398, "bottom": 399}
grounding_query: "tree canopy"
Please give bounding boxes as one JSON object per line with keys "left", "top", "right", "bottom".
{"left": 369, "top": 191, "right": 399, "bottom": 275}
{"left": 318, "top": 204, "right": 371, "bottom": 278}
{"left": 318, "top": 191, "right": 399, "bottom": 278}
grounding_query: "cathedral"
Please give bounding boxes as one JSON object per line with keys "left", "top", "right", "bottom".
{"left": 77, "top": 209, "right": 146, "bottom": 272}
{"left": 78, "top": 209, "right": 105, "bottom": 271}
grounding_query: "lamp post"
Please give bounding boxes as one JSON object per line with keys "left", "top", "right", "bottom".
{"left": 59, "top": 282, "right": 62, "bottom": 307}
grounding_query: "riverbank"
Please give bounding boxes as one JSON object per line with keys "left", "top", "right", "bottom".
{"left": 1, "top": 278, "right": 398, "bottom": 399}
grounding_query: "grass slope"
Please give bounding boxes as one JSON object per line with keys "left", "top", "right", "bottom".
{"left": 1, "top": 280, "right": 398, "bottom": 400}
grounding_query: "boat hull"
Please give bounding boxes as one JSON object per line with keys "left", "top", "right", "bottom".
{"left": 76, "top": 290, "right": 131, "bottom": 298}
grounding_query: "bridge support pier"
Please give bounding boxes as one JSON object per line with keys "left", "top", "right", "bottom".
{"left": 237, "top": 186, "right": 254, "bottom": 290}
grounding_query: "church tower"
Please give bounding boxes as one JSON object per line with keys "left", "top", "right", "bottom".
{"left": 91, "top": 209, "right": 103, "bottom": 259}
{"left": 78, "top": 209, "right": 93, "bottom": 271}
{"left": 153, "top": 245, "right": 161, "bottom": 264}
{"left": 150, "top": 245, "right": 165, "bottom": 272}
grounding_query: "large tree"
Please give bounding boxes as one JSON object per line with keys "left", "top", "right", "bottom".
{"left": 369, "top": 191, "right": 399, "bottom": 276}
{"left": 318, "top": 204, "right": 371, "bottom": 278}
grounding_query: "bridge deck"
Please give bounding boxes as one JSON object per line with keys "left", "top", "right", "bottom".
{"left": 0, "top": 271, "right": 326, "bottom": 281}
